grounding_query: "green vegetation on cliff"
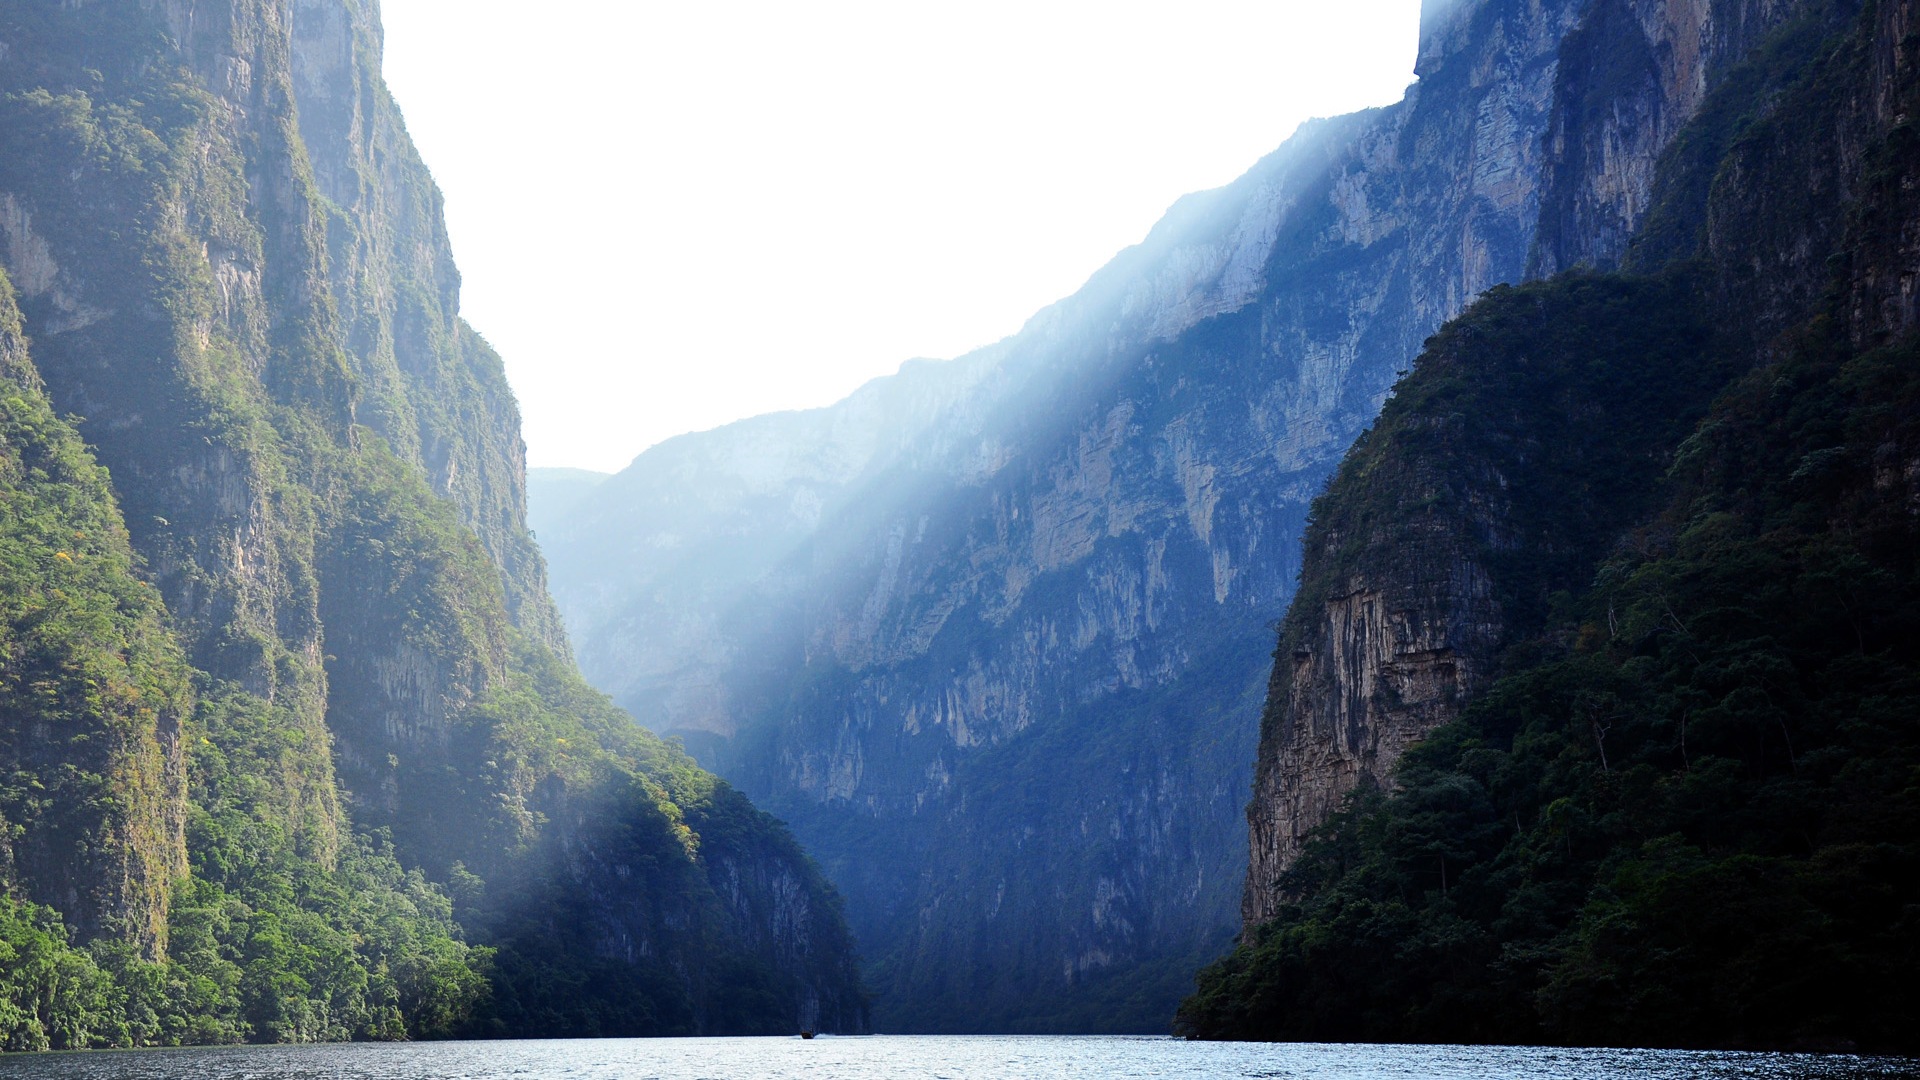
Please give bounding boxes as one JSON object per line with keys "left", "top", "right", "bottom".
{"left": 0, "top": 0, "right": 864, "bottom": 1045}
{"left": 0, "top": 271, "right": 488, "bottom": 1049}
{"left": 1181, "top": 283, "right": 1920, "bottom": 1049}
{"left": 0, "top": 276, "right": 188, "bottom": 955}
{"left": 1184, "top": 0, "right": 1920, "bottom": 1049}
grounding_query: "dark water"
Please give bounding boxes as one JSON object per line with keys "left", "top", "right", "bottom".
{"left": 2, "top": 1036, "right": 1916, "bottom": 1079}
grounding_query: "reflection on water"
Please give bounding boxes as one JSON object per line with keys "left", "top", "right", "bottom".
{"left": 1, "top": 1036, "right": 1916, "bottom": 1080}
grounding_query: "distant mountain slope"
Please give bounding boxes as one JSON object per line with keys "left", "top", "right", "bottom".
{"left": 528, "top": 467, "right": 610, "bottom": 541}
{"left": 537, "top": 0, "right": 1815, "bottom": 1031}
{"left": 0, "top": 0, "right": 863, "bottom": 1043}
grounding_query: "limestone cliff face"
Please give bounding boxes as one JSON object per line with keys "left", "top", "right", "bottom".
{"left": 0, "top": 0, "right": 527, "bottom": 859}
{"left": 1845, "top": 0, "right": 1920, "bottom": 342}
{"left": 1, "top": 0, "right": 349, "bottom": 864}
{"left": 0, "top": 0, "right": 864, "bottom": 1033}
{"left": 1242, "top": 0, "right": 1892, "bottom": 933}
{"left": 1531, "top": 0, "right": 1819, "bottom": 275}
{"left": 1244, "top": 529, "right": 1501, "bottom": 931}
{"left": 0, "top": 272, "right": 189, "bottom": 956}
{"left": 286, "top": 0, "right": 567, "bottom": 652}
{"left": 545, "top": 0, "right": 1589, "bottom": 1029}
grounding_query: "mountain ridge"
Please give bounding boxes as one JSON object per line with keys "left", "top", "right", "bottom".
{"left": 542, "top": 0, "right": 1616, "bottom": 1031}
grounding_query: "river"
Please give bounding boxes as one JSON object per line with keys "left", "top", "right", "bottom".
{"left": 2, "top": 1035, "right": 1916, "bottom": 1079}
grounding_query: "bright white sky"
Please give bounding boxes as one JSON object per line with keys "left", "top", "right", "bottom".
{"left": 378, "top": 1, "right": 1424, "bottom": 472}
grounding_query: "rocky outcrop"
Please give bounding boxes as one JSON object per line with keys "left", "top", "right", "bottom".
{"left": 544, "top": 0, "right": 1592, "bottom": 1030}
{"left": 1245, "top": 573, "right": 1498, "bottom": 930}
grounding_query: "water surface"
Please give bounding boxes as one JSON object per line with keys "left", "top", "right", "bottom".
{"left": 4, "top": 1035, "right": 1917, "bottom": 1079}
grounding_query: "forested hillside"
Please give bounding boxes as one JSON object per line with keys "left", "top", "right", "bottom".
{"left": 0, "top": 0, "right": 862, "bottom": 1047}
{"left": 1194, "top": 0, "right": 1920, "bottom": 1049}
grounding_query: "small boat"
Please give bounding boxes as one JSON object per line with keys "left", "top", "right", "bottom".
{"left": 800, "top": 1030, "right": 816, "bottom": 1040}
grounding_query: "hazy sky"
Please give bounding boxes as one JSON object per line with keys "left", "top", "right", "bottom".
{"left": 378, "top": 1, "right": 1424, "bottom": 472}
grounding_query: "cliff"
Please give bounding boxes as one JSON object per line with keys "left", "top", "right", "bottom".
{"left": 1197, "top": 0, "right": 1920, "bottom": 1048}
{"left": 1242, "top": 0, "right": 1849, "bottom": 930}
{"left": 287, "top": 0, "right": 566, "bottom": 651}
{"left": 542, "top": 0, "right": 1597, "bottom": 1030}
{"left": 0, "top": 270, "right": 188, "bottom": 959}
{"left": 1242, "top": 274, "right": 1722, "bottom": 928}
{"left": 0, "top": 0, "right": 863, "bottom": 1044}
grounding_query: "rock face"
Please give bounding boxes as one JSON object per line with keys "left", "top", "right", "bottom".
{"left": 1243, "top": 0, "right": 1865, "bottom": 931}
{"left": 0, "top": 0, "right": 863, "bottom": 1036}
{"left": 0, "top": 271, "right": 189, "bottom": 957}
{"left": 1531, "top": 0, "right": 1821, "bottom": 276}
{"left": 1184, "top": 0, "right": 1920, "bottom": 1045}
{"left": 287, "top": 0, "right": 567, "bottom": 652}
{"left": 544, "top": 0, "right": 1595, "bottom": 1030}
{"left": 1243, "top": 505, "right": 1502, "bottom": 933}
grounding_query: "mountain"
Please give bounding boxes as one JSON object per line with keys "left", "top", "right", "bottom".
{"left": 1185, "top": 0, "right": 1920, "bottom": 1050}
{"left": 0, "top": 0, "right": 862, "bottom": 1047}
{"left": 534, "top": 0, "right": 1670, "bottom": 1032}
{"left": 527, "top": 468, "right": 610, "bottom": 542}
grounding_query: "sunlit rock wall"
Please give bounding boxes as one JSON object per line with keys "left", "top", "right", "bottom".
{"left": 546, "top": 0, "right": 1589, "bottom": 1030}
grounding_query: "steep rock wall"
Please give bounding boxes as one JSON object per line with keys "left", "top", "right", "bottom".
{"left": 1243, "top": 0, "right": 1892, "bottom": 931}
{"left": 545, "top": 0, "right": 1589, "bottom": 1029}
{"left": 286, "top": 0, "right": 566, "bottom": 651}
{"left": 0, "top": 271, "right": 189, "bottom": 955}
{"left": 1531, "top": 0, "right": 1821, "bottom": 275}
{"left": 0, "top": 0, "right": 349, "bottom": 863}
{"left": 0, "top": 0, "right": 865, "bottom": 1034}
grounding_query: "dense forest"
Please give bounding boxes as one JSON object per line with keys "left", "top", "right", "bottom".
{"left": 0, "top": 0, "right": 863, "bottom": 1048}
{"left": 1185, "top": 0, "right": 1920, "bottom": 1050}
